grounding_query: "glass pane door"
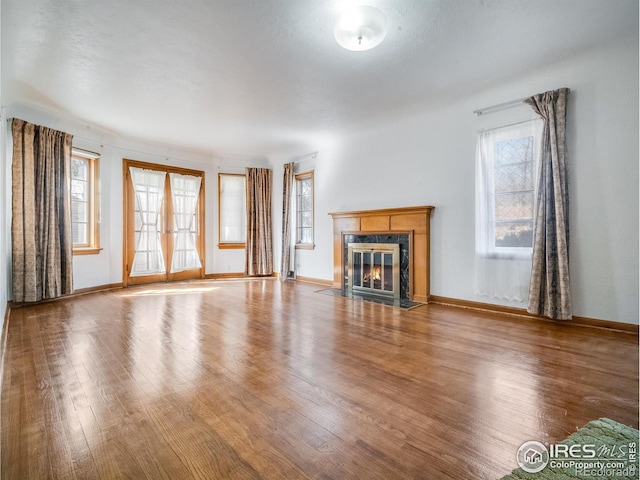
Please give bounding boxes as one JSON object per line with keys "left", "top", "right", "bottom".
{"left": 169, "top": 173, "right": 202, "bottom": 273}
{"left": 129, "top": 167, "right": 167, "bottom": 276}
{"left": 124, "top": 160, "right": 205, "bottom": 286}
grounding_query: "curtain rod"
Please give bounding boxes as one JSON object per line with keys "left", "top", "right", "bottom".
{"left": 477, "top": 118, "right": 540, "bottom": 133}
{"left": 5, "top": 117, "right": 215, "bottom": 165}
{"left": 293, "top": 151, "right": 318, "bottom": 164}
{"left": 473, "top": 96, "right": 528, "bottom": 116}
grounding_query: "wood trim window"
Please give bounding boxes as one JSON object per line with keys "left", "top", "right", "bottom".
{"left": 295, "top": 171, "right": 314, "bottom": 249}
{"left": 218, "top": 173, "right": 246, "bottom": 249}
{"left": 71, "top": 148, "right": 101, "bottom": 255}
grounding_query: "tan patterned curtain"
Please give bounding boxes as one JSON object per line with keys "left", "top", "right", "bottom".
{"left": 280, "top": 162, "right": 295, "bottom": 280}
{"left": 245, "top": 167, "right": 273, "bottom": 276}
{"left": 525, "top": 88, "right": 571, "bottom": 320}
{"left": 11, "top": 119, "right": 74, "bottom": 302}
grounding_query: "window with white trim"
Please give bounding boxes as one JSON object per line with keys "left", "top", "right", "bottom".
{"left": 71, "top": 148, "right": 100, "bottom": 254}
{"left": 476, "top": 120, "right": 542, "bottom": 257}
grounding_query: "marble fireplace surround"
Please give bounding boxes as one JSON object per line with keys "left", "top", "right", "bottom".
{"left": 345, "top": 235, "right": 408, "bottom": 299}
{"left": 329, "top": 206, "right": 434, "bottom": 303}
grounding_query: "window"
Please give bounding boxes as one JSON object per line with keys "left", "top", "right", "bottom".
{"left": 476, "top": 120, "right": 542, "bottom": 257}
{"left": 218, "top": 173, "right": 246, "bottom": 248}
{"left": 71, "top": 148, "right": 100, "bottom": 254}
{"left": 295, "top": 171, "right": 314, "bottom": 248}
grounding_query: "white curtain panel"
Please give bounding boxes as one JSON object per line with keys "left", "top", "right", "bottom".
{"left": 169, "top": 173, "right": 202, "bottom": 273}
{"left": 130, "top": 167, "right": 167, "bottom": 276}
{"left": 474, "top": 119, "right": 542, "bottom": 302}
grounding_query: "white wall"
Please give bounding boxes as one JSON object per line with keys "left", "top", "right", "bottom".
{"left": 272, "top": 34, "right": 639, "bottom": 324}
{"left": 210, "top": 155, "right": 270, "bottom": 274}
{"left": 2, "top": 117, "right": 11, "bottom": 313}
{"left": 2, "top": 34, "right": 637, "bottom": 325}
{"left": 2, "top": 103, "right": 268, "bottom": 292}
{"left": 0, "top": 0, "right": 7, "bottom": 330}
{"left": 270, "top": 152, "right": 326, "bottom": 280}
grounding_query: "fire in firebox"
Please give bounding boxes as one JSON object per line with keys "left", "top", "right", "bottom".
{"left": 363, "top": 267, "right": 381, "bottom": 282}
{"left": 363, "top": 267, "right": 385, "bottom": 289}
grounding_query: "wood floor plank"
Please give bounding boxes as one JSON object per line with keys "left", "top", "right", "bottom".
{"left": 76, "top": 406, "right": 125, "bottom": 479}
{"left": 189, "top": 390, "right": 311, "bottom": 480}
{"left": 1, "top": 279, "right": 637, "bottom": 479}
{"left": 146, "top": 392, "right": 262, "bottom": 479}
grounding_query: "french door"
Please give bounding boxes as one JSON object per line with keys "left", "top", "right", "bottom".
{"left": 123, "top": 159, "right": 205, "bottom": 286}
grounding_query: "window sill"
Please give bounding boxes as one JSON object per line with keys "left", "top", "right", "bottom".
{"left": 219, "top": 243, "right": 246, "bottom": 250}
{"left": 295, "top": 244, "right": 315, "bottom": 250}
{"left": 73, "top": 247, "right": 102, "bottom": 256}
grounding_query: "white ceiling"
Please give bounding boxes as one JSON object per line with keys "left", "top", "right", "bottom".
{"left": 2, "top": 0, "right": 637, "bottom": 158}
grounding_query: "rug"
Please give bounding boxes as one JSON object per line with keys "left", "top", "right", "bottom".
{"left": 502, "top": 418, "right": 639, "bottom": 479}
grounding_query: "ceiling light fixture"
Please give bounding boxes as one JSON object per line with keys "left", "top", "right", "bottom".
{"left": 334, "top": 5, "right": 387, "bottom": 52}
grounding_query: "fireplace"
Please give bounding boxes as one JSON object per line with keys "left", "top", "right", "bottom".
{"left": 348, "top": 243, "right": 400, "bottom": 299}
{"left": 343, "top": 233, "right": 410, "bottom": 299}
{"left": 330, "top": 206, "right": 434, "bottom": 303}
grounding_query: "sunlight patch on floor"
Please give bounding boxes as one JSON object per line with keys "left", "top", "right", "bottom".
{"left": 120, "top": 286, "right": 220, "bottom": 297}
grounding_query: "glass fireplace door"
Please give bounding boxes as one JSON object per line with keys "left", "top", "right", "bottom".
{"left": 347, "top": 243, "right": 400, "bottom": 299}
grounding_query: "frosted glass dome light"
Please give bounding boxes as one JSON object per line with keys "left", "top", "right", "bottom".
{"left": 334, "top": 6, "right": 387, "bottom": 51}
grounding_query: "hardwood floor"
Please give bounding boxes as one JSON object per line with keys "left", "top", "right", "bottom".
{"left": 2, "top": 279, "right": 638, "bottom": 479}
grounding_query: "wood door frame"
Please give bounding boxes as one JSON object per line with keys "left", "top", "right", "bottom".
{"left": 123, "top": 159, "right": 206, "bottom": 287}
